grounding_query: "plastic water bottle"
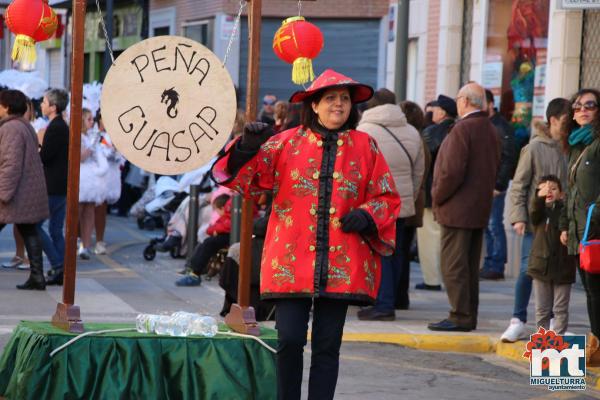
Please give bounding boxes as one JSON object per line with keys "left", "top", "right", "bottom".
{"left": 154, "top": 315, "right": 173, "bottom": 335}
{"left": 170, "top": 311, "right": 196, "bottom": 337}
{"left": 135, "top": 314, "right": 161, "bottom": 333}
{"left": 190, "top": 316, "right": 219, "bottom": 337}
{"left": 136, "top": 312, "right": 219, "bottom": 337}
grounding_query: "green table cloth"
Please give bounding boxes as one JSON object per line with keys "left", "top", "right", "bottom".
{"left": 0, "top": 321, "right": 277, "bottom": 400}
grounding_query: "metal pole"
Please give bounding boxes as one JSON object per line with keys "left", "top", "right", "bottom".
{"left": 102, "top": 0, "right": 114, "bottom": 80}
{"left": 52, "top": 0, "right": 86, "bottom": 333}
{"left": 394, "top": 0, "right": 409, "bottom": 101}
{"left": 186, "top": 185, "right": 200, "bottom": 266}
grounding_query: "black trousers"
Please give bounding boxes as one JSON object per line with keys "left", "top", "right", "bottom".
{"left": 578, "top": 260, "right": 600, "bottom": 337}
{"left": 0, "top": 223, "right": 38, "bottom": 238}
{"left": 275, "top": 297, "right": 348, "bottom": 400}
{"left": 396, "top": 226, "right": 417, "bottom": 308}
{"left": 189, "top": 234, "right": 229, "bottom": 275}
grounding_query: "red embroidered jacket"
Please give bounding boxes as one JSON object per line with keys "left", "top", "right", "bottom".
{"left": 212, "top": 126, "right": 400, "bottom": 304}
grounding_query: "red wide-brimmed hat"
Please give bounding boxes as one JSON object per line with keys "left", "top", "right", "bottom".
{"left": 289, "top": 69, "right": 374, "bottom": 104}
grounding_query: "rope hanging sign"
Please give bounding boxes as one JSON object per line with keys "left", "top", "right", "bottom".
{"left": 101, "top": 36, "right": 237, "bottom": 175}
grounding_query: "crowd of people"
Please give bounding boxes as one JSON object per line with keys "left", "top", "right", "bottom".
{"left": 207, "top": 72, "right": 600, "bottom": 398}
{"left": 1, "top": 70, "right": 599, "bottom": 399}
{"left": 0, "top": 88, "right": 125, "bottom": 288}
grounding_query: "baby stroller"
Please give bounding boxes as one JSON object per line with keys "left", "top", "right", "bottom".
{"left": 142, "top": 171, "right": 214, "bottom": 261}
{"left": 141, "top": 177, "right": 190, "bottom": 261}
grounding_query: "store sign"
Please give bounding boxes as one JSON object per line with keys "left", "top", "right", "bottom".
{"left": 101, "top": 35, "right": 237, "bottom": 175}
{"left": 560, "top": 0, "right": 600, "bottom": 9}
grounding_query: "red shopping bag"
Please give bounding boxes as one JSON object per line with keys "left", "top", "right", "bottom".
{"left": 580, "top": 204, "right": 600, "bottom": 274}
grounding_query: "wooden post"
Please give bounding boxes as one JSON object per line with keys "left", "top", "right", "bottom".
{"left": 225, "top": 0, "right": 262, "bottom": 336}
{"left": 52, "top": 0, "right": 86, "bottom": 333}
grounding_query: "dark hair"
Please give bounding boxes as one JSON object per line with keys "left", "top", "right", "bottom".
{"left": 542, "top": 98, "right": 571, "bottom": 152}
{"left": 546, "top": 98, "right": 571, "bottom": 122}
{"left": 539, "top": 174, "right": 562, "bottom": 192}
{"left": 300, "top": 88, "right": 359, "bottom": 131}
{"left": 212, "top": 193, "right": 231, "bottom": 209}
{"left": 485, "top": 89, "right": 494, "bottom": 106}
{"left": 400, "top": 101, "right": 425, "bottom": 132}
{"left": 568, "top": 88, "right": 600, "bottom": 137}
{"left": 365, "top": 88, "right": 396, "bottom": 110}
{"left": 0, "top": 90, "right": 28, "bottom": 116}
{"left": 44, "top": 88, "right": 69, "bottom": 113}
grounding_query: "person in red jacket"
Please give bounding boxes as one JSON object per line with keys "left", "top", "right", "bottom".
{"left": 175, "top": 193, "right": 231, "bottom": 286}
{"left": 212, "top": 69, "right": 400, "bottom": 400}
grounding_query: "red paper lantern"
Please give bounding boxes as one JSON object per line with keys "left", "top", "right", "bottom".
{"left": 273, "top": 16, "right": 324, "bottom": 85}
{"left": 5, "top": 0, "right": 58, "bottom": 69}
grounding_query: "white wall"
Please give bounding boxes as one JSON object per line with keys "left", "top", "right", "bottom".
{"left": 544, "top": 2, "right": 583, "bottom": 102}
{"left": 436, "top": 0, "right": 463, "bottom": 97}
{"left": 469, "top": 0, "right": 488, "bottom": 83}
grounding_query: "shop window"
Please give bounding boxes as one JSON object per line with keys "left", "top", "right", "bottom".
{"left": 123, "top": 13, "right": 138, "bottom": 37}
{"left": 97, "top": 15, "right": 121, "bottom": 39}
{"left": 153, "top": 26, "right": 170, "bottom": 37}
{"left": 581, "top": 10, "right": 600, "bottom": 89}
{"left": 484, "top": 0, "right": 550, "bottom": 149}
{"left": 183, "top": 22, "right": 212, "bottom": 48}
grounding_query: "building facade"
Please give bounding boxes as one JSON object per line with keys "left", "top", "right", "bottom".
{"left": 393, "top": 0, "right": 599, "bottom": 112}
{"left": 149, "top": 0, "right": 390, "bottom": 105}
{"left": 386, "top": 0, "right": 600, "bottom": 277}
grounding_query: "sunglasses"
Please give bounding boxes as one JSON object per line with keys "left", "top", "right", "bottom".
{"left": 572, "top": 101, "right": 598, "bottom": 112}
{"left": 263, "top": 101, "right": 275, "bottom": 106}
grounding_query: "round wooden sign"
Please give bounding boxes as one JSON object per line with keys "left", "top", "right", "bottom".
{"left": 101, "top": 36, "right": 237, "bottom": 175}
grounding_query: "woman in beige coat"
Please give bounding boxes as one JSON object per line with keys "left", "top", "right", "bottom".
{"left": 0, "top": 90, "right": 49, "bottom": 290}
{"left": 356, "top": 88, "right": 425, "bottom": 319}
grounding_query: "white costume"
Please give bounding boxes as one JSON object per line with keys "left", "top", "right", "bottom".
{"left": 79, "top": 130, "right": 109, "bottom": 204}
{"left": 98, "top": 132, "right": 125, "bottom": 204}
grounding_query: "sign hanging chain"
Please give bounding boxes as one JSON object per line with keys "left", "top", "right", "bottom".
{"left": 222, "top": 0, "right": 247, "bottom": 67}
{"left": 96, "top": 0, "right": 115, "bottom": 65}
{"left": 298, "top": 0, "right": 302, "bottom": 16}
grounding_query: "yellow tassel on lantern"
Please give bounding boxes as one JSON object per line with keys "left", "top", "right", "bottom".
{"left": 292, "top": 57, "right": 315, "bottom": 85}
{"left": 12, "top": 34, "right": 37, "bottom": 69}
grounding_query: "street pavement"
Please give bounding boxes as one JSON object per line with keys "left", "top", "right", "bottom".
{"left": 0, "top": 215, "right": 599, "bottom": 398}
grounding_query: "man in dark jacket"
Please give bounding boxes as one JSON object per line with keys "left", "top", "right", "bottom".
{"left": 415, "top": 94, "right": 456, "bottom": 292}
{"left": 38, "top": 89, "right": 70, "bottom": 285}
{"left": 480, "top": 89, "right": 518, "bottom": 280}
{"left": 428, "top": 82, "right": 501, "bottom": 332}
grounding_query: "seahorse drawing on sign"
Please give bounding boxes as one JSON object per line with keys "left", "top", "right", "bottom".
{"left": 161, "top": 87, "right": 179, "bottom": 118}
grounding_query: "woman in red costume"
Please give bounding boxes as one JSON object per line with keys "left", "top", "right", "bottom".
{"left": 212, "top": 69, "right": 400, "bottom": 400}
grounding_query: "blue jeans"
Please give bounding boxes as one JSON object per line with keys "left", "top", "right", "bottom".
{"left": 483, "top": 193, "right": 507, "bottom": 274}
{"left": 513, "top": 232, "right": 533, "bottom": 322}
{"left": 375, "top": 219, "right": 405, "bottom": 312}
{"left": 37, "top": 195, "right": 66, "bottom": 268}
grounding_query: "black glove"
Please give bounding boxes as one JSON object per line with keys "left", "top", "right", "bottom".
{"left": 340, "top": 209, "right": 373, "bottom": 234}
{"left": 240, "top": 122, "right": 274, "bottom": 152}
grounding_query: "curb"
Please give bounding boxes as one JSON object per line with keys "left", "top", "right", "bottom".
{"left": 342, "top": 332, "right": 600, "bottom": 390}
{"left": 342, "top": 332, "right": 496, "bottom": 353}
